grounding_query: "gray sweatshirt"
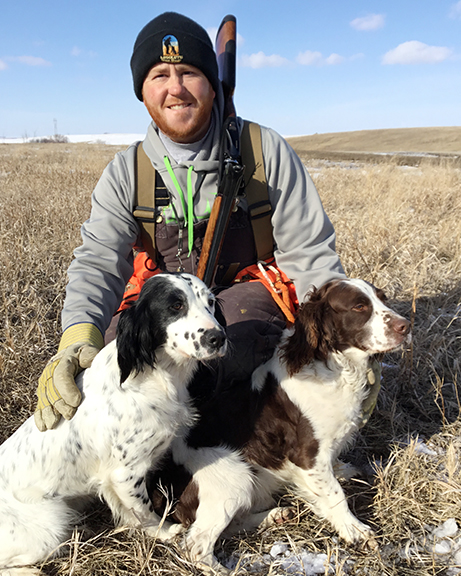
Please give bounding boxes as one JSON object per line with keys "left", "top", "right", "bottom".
{"left": 63, "top": 101, "right": 345, "bottom": 334}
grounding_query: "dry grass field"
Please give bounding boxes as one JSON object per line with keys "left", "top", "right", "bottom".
{"left": 287, "top": 126, "right": 461, "bottom": 166}
{"left": 287, "top": 126, "right": 461, "bottom": 153}
{"left": 1, "top": 137, "right": 461, "bottom": 575}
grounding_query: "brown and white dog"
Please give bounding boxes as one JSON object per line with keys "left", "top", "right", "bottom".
{"left": 148, "top": 278, "right": 411, "bottom": 570}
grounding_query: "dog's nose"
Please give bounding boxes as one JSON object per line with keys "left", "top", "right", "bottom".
{"left": 392, "top": 317, "right": 411, "bottom": 335}
{"left": 202, "top": 328, "right": 226, "bottom": 351}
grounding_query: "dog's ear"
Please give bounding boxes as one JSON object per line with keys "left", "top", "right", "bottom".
{"left": 281, "top": 306, "right": 312, "bottom": 376}
{"left": 116, "top": 294, "right": 164, "bottom": 384}
{"left": 364, "top": 280, "right": 387, "bottom": 303}
{"left": 281, "top": 283, "right": 335, "bottom": 376}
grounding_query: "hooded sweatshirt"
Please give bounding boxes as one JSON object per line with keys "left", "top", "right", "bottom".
{"left": 62, "top": 92, "right": 345, "bottom": 334}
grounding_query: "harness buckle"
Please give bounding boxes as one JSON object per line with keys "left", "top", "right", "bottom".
{"left": 133, "top": 205, "right": 158, "bottom": 223}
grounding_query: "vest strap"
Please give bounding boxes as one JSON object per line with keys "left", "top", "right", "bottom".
{"left": 135, "top": 142, "right": 157, "bottom": 259}
{"left": 240, "top": 121, "right": 273, "bottom": 261}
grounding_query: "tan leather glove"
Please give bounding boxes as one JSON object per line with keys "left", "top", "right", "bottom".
{"left": 359, "top": 358, "right": 382, "bottom": 428}
{"left": 35, "top": 323, "right": 104, "bottom": 431}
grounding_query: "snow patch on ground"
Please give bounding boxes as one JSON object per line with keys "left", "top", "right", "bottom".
{"left": 222, "top": 541, "right": 334, "bottom": 575}
{"left": 0, "top": 134, "right": 144, "bottom": 145}
{"left": 220, "top": 519, "right": 461, "bottom": 575}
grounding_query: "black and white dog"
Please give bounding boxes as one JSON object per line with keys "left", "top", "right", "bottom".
{"left": 0, "top": 274, "right": 227, "bottom": 575}
{"left": 149, "top": 279, "right": 411, "bottom": 570}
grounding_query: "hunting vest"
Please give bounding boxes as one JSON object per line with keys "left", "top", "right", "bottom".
{"left": 133, "top": 121, "right": 274, "bottom": 285}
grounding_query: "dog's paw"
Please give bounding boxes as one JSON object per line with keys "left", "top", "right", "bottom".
{"left": 362, "top": 534, "right": 379, "bottom": 551}
{"left": 145, "top": 520, "right": 185, "bottom": 542}
{"left": 181, "top": 534, "right": 230, "bottom": 575}
{"left": 195, "top": 559, "right": 231, "bottom": 576}
{"left": 258, "top": 506, "right": 298, "bottom": 530}
{"left": 339, "top": 519, "right": 377, "bottom": 550}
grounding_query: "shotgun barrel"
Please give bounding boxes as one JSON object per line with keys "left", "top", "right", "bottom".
{"left": 196, "top": 15, "right": 244, "bottom": 287}
{"left": 216, "top": 15, "right": 237, "bottom": 118}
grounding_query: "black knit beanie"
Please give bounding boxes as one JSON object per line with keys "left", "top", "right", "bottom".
{"left": 130, "top": 12, "right": 219, "bottom": 101}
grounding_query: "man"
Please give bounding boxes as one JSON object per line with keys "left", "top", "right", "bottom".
{"left": 35, "top": 12, "right": 346, "bottom": 431}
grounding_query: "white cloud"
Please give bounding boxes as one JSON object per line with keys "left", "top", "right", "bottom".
{"left": 350, "top": 14, "right": 385, "bottom": 31}
{"left": 297, "top": 50, "right": 345, "bottom": 66}
{"left": 70, "top": 47, "right": 97, "bottom": 59}
{"left": 382, "top": 41, "right": 453, "bottom": 64}
{"left": 240, "top": 51, "right": 290, "bottom": 69}
{"left": 325, "top": 53, "right": 345, "bottom": 65}
{"left": 7, "top": 56, "right": 51, "bottom": 67}
{"left": 0, "top": 59, "right": 7, "bottom": 71}
{"left": 449, "top": 1, "right": 461, "bottom": 18}
{"left": 296, "top": 50, "right": 323, "bottom": 66}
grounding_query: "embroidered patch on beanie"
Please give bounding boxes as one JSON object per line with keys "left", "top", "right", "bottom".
{"left": 160, "top": 35, "right": 183, "bottom": 63}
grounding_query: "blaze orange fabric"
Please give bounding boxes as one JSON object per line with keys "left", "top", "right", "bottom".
{"left": 117, "top": 251, "right": 161, "bottom": 312}
{"left": 232, "top": 258, "right": 298, "bottom": 325}
{"left": 118, "top": 253, "right": 298, "bottom": 324}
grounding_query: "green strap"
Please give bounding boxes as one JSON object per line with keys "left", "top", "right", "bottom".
{"left": 163, "top": 156, "right": 195, "bottom": 256}
{"left": 186, "top": 165, "right": 194, "bottom": 255}
{"left": 134, "top": 123, "right": 272, "bottom": 265}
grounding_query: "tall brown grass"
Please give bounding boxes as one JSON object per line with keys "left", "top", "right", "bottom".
{"left": 0, "top": 142, "right": 460, "bottom": 575}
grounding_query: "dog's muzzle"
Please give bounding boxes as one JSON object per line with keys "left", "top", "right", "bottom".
{"left": 201, "top": 328, "right": 227, "bottom": 354}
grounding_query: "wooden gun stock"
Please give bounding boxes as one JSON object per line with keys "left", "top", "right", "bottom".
{"left": 197, "top": 15, "right": 243, "bottom": 287}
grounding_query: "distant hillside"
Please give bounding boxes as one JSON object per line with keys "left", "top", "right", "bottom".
{"left": 286, "top": 126, "right": 461, "bottom": 164}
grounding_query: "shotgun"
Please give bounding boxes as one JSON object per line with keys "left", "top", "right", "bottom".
{"left": 196, "top": 15, "right": 244, "bottom": 287}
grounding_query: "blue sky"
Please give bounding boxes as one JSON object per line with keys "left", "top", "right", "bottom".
{"left": 1, "top": 0, "right": 460, "bottom": 138}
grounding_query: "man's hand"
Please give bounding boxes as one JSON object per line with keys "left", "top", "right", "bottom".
{"left": 359, "top": 358, "right": 382, "bottom": 428}
{"left": 34, "top": 324, "right": 104, "bottom": 431}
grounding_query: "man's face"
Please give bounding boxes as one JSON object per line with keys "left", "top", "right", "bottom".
{"left": 142, "top": 62, "right": 216, "bottom": 144}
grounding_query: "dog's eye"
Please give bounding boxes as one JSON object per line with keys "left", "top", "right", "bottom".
{"left": 171, "top": 301, "right": 183, "bottom": 311}
{"left": 208, "top": 296, "right": 215, "bottom": 307}
{"left": 352, "top": 304, "right": 367, "bottom": 312}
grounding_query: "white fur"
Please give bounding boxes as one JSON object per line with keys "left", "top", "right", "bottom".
{"left": 173, "top": 438, "right": 255, "bottom": 567}
{"left": 0, "top": 273, "right": 226, "bottom": 573}
{"left": 253, "top": 348, "right": 374, "bottom": 542}
{"left": 169, "top": 279, "right": 411, "bottom": 565}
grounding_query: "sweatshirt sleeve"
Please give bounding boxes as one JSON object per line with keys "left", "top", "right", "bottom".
{"left": 61, "top": 145, "right": 141, "bottom": 334}
{"left": 260, "top": 125, "right": 346, "bottom": 301}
